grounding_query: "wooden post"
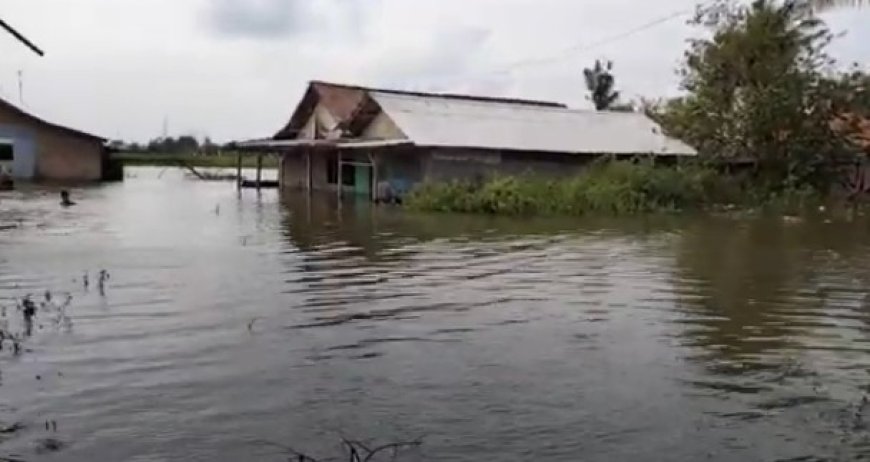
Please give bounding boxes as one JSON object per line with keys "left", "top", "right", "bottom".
{"left": 236, "top": 150, "right": 242, "bottom": 190}
{"left": 278, "top": 153, "right": 284, "bottom": 189}
{"left": 306, "top": 149, "right": 312, "bottom": 193}
{"left": 256, "top": 152, "right": 263, "bottom": 191}
{"left": 369, "top": 151, "right": 378, "bottom": 203}
{"left": 336, "top": 152, "right": 343, "bottom": 201}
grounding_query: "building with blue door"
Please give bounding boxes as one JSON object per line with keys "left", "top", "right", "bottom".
{"left": 240, "top": 81, "right": 697, "bottom": 202}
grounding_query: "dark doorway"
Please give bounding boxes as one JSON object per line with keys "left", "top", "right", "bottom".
{"left": 0, "top": 142, "right": 13, "bottom": 176}
{"left": 0, "top": 142, "right": 12, "bottom": 161}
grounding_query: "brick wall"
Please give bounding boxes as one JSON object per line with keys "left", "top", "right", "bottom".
{"left": 0, "top": 103, "right": 103, "bottom": 181}
{"left": 35, "top": 130, "right": 103, "bottom": 181}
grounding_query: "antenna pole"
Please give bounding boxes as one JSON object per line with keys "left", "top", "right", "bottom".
{"left": 17, "top": 70, "right": 24, "bottom": 105}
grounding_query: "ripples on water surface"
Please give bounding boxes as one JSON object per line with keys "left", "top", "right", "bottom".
{"left": 2, "top": 167, "right": 870, "bottom": 461}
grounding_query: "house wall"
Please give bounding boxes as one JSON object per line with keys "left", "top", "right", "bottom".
{"left": 422, "top": 149, "right": 501, "bottom": 183}
{"left": 280, "top": 149, "right": 341, "bottom": 191}
{"left": 421, "top": 148, "right": 594, "bottom": 183}
{"left": 0, "top": 126, "right": 36, "bottom": 178}
{"left": 36, "top": 132, "right": 104, "bottom": 181}
{"left": 281, "top": 152, "right": 308, "bottom": 189}
{"left": 0, "top": 104, "right": 103, "bottom": 181}
{"left": 281, "top": 143, "right": 671, "bottom": 199}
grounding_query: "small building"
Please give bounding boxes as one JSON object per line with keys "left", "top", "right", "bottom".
{"left": 241, "top": 81, "right": 696, "bottom": 200}
{"left": 0, "top": 96, "right": 108, "bottom": 181}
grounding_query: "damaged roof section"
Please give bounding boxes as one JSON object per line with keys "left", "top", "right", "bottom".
{"left": 273, "top": 81, "right": 566, "bottom": 141}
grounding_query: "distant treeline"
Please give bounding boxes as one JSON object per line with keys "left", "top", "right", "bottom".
{"left": 109, "top": 136, "right": 234, "bottom": 155}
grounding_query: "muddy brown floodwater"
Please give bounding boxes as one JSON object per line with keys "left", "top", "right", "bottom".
{"left": 2, "top": 167, "right": 870, "bottom": 461}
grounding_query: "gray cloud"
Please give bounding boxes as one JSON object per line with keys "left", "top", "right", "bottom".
{"left": 368, "top": 27, "right": 493, "bottom": 89}
{"left": 204, "top": 0, "right": 313, "bottom": 39}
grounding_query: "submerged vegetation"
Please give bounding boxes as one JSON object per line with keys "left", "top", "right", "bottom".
{"left": 405, "top": 161, "right": 823, "bottom": 216}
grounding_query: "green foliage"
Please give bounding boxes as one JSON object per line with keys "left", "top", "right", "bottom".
{"left": 652, "top": 0, "right": 866, "bottom": 193}
{"left": 583, "top": 60, "right": 621, "bottom": 111}
{"left": 147, "top": 135, "right": 201, "bottom": 154}
{"left": 406, "top": 161, "right": 740, "bottom": 216}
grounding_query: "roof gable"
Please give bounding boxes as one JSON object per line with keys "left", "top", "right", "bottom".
{"left": 0, "top": 97, "right": 105, "bottom": 141}
{"left": 273, "top": 80, "right": 565, "bottom": 140}
{"left": 274, "top": 82, "right": 367, "bottom": 139}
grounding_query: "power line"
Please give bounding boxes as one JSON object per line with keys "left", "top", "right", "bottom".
{"left": 0, "top": 18, "right": 44, "bottom": 56}
{"left": 425, "top": 3, "right": 704, "bottom": 87}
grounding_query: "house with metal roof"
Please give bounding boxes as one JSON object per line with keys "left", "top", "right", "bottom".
{"left": 0, "top": 96, "right": 110, "bottom": 182}
{"left": 241, "top": 81, "right": 696, "bottom": 200}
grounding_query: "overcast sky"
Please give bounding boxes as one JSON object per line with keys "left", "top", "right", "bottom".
{"left": 0, "top": 0, "right": 867, "bottom": 143}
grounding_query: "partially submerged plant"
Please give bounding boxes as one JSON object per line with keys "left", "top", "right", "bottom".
{"left": 253, "top": 437, "right": 423, "bottom": 462}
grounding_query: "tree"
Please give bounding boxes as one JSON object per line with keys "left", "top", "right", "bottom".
{"left": 145, "top": 135, "right": 200, "bottom": 154}
{"left": 175, "top": 135, "right": 199, "bottom": 153}
{"left": 654, "top": 0, "right": 864, "bottom": 192}
{"left": 583, "top": 60, "right": 621, "bottom": 110}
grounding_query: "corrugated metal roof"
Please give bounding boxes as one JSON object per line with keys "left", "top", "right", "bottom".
{"left": 370, "top": 92, "right": 696, "bottom": 156}
{"left": 0, "top": 96, "right": 105, "bottom": 142}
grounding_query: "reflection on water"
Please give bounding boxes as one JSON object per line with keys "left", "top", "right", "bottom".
{"left": 2, "top": 167, "right": 870, "bottom": 461}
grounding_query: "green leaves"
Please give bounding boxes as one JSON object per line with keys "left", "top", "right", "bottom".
{"left": 655, "top": 0, "right": 866, "bottom": 192}
{"left": 406, "top": 162, "right": 729, "bottom": 216}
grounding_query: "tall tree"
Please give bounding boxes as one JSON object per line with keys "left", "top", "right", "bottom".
{"left": 583, "top": 60, "right": 620, "bottom": 111}
{"left": 654, "top": 0, "right": 863, "bottom": 191}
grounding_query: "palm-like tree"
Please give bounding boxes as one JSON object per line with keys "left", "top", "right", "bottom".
{"left": 583, "top": 60, "right": 620, "bottom": 111}
{"left": 0, "top": 17, "right": 44, "bottom": 56}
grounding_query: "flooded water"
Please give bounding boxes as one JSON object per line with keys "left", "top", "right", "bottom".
{"left": 2, "top": 167, "right": 870, "bottom": 461}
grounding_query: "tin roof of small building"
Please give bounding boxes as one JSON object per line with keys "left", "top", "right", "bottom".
{"left": 369, "top": 91, "right": 696, "bottom": 156}
{"left": 0, "top": 96, "right": 105, "bottom": 142}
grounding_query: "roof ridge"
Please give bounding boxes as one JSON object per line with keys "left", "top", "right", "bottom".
{"left": 310, "top": 80, "right": 565, "bottom": 108}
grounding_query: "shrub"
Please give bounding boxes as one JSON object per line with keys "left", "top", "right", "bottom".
{"left": 404, "top": 160, "right": 807, "bottom": 216}
{"left": 406, "top": 161, "right": 730, "bottom": 216}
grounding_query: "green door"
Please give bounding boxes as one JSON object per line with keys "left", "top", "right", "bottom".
{"left": 354, "top": 165, "right": 371, "bottom": 197}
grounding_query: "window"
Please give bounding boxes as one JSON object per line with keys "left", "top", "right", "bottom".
{"left": 0, "top": 143, "right": 12, "bottom": 161}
